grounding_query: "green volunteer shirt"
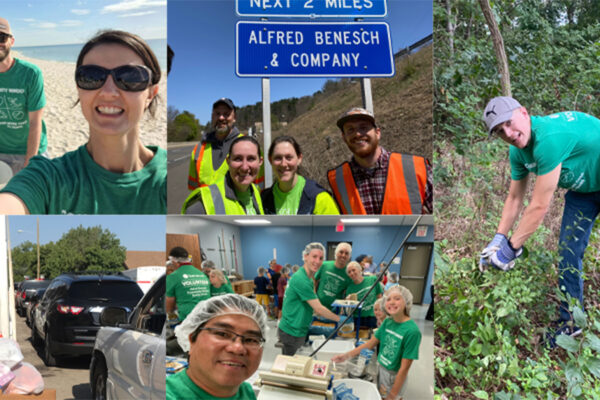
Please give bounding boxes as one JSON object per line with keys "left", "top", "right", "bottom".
{"left": 374, "top": 318, "right": 421, "bottom": 372}
{"left": 166, "top": 264, "right": 211, "bottom": 321}
{"left": 315, "top": 260, "right": 352, "bottom": 310}
{"left": 235, "top": 187, "right": 257, "bottom": 215}
{"left": 1, "top": 145, "right": 166, "bottom": 214}
{"left": 279, "top": 267, "right": 318, "bottom": 337}
{"left": 346, "top": 275, "right": 383, "bottom": 317}
{"left": 211, "top": 282, "right": 234, "bottom": 296}
{"left": 510, "top": 112, "right": 600, "bottom": 192}
{"left": 166, "top": 369, "right": 256, "bottom": 400}
{"left": 0, "top": 58, "right": 47, "bottom": 155}
{"left": 272, "top": 175, "right": 306, "bottom": 215}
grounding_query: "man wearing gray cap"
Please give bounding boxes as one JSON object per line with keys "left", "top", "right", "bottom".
{"left": 480, "top": 96, "right": 600, "bottom": 346}
{"left": 0, "top": 17, "right": 47, "bottom": 175}
{"left": 328, "top": 107, "right": 432, "bottom": 214}
{"left": 188, "top": 98, "right": 264, "bottom": 191}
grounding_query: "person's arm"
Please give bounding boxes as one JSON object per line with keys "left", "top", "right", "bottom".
{"left": 25, "top": 109, "right": 44, "bottom": 167}
{"left": 307, "top": 298, "right": 340, "bottom": 322}
{"left": 385, "top": 358, "right": 414, "bottom": 400}
{"left": 508, "top": 164, "right": 561, "bottom": 248}
{"left": 0, "top": 193, "right": 29, "bottom": 214}
{"left": 331, "top": 335, "right": 379, "bottom": 362}
{"left": 166, "top": 296, "right": 176, "bottom": 313}
{"left": 497, "top": 177, "right": 529, "bottom": 235}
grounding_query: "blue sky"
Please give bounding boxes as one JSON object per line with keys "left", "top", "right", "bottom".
{"left": 8, "top": 216, "right": 166, "bottom": 251}
{"left": 2, "top": 0, "right": 166, "bottom": 47}
{"left": 168, "top": 0, "right": 433, "bottom": 124}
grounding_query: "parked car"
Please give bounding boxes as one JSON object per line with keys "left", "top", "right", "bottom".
{"left": 15, "top": 279, "right": 50, "bottom": 317}
{"left": 90, "top": 274, "right": 166, "bottom": 400}
{"left": 25, "top": 287, "right": 48, "bottom": 327}
{"left": 32, "top": 273, "right": 144, "bottom": 366}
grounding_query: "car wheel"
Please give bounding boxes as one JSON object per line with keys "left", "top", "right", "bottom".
{"left": 91, "top": 358, "right": 107, "bottom": 400}
{"left": 31, "top": 323, "right": 42, "bottom": 347}
{"left": 43, "top": 331, "right": 58, "bottom": 367}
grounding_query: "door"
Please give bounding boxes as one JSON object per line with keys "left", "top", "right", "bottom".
{"left": 397, "top": 243, "right": 432, "bottom": 304}
{"left": 166, "top": 233, "right": 203, "bottom": 270}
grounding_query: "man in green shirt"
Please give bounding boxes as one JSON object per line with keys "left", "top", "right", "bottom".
{"left": 0, "top": 18, "right": 47, "bottom": 175}
{"left": 315, "top": 242, "right": 353, "bottom": 310}
{"left": 167, "top": 294, "right": 266, "bottom": 400}
{"left": 166, "top": 247, "right": 211, "bottom": 321}
{"left": 479, "top": 96, "right": 600, "bottom": 347}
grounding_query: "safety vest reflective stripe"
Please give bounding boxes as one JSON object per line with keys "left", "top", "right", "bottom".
{"left": 209, "top": 184, "right": 226, "bottom": 214}
{"left": 331, "top": 164, "right": 366, "bottom": 214}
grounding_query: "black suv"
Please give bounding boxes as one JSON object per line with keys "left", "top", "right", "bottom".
{"left": 31, "top": 273, "right": 144, "bottom": 366}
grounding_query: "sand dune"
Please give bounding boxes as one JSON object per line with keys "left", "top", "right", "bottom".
{"left": 13, "top": 51, "right": 167, "bottom": 158}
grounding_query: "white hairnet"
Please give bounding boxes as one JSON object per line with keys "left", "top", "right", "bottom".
{"left": 174, "top": 293, "right": 268, "bottom": 352}
{"left": 383, "top": 285, "right": 413, "bottom": 316}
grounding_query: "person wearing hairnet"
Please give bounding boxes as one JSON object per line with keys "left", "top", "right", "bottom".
{"left": 332, "top": 285, "right": 421, "bottom": 400}
{"left": 278, "top": 242, "right": 342, "bottom": 356}
{"left": 166, "top": 294, "right": 267, "bottom": 400}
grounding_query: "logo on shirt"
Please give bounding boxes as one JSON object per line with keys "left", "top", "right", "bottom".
{"left": 524, "top": 162, "right": 537, "bottom": 170}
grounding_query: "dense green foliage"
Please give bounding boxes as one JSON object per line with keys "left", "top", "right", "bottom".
{"left": 434, "top": 0, "right": 600, "bottom": 398}
{"left": 11, "top": 225, "right": 126, "bottom": 280}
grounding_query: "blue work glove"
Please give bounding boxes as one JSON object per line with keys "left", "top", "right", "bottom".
{"left": 489, "top": 240, "right": 523, "bottom": 271}
{"left": 479, "top": 233, "right": 508, "bottom": 270}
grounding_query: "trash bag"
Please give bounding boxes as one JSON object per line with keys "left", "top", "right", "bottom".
{"left": 0, "top": 339, "right": 23, "bottom": 370}
{"left": 4, "top": 362, "right": 44, "bottom": 395}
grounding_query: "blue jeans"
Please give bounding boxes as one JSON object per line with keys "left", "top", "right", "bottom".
{"left": 558, "top": 190, "right": 600, "bottom": 322}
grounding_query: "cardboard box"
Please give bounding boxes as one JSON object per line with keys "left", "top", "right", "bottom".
{"left": 0, "top": 389, "right": 56, "bottom": 400}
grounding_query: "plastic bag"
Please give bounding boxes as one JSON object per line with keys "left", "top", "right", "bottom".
{"left": 0, "top": 338, "right": 23, "bottom": 369}
{"left": 0, "top": 363, "right": 15, "bottom": 392}
{"left": 4, "top": 362, "right": 44, "bottom": 395}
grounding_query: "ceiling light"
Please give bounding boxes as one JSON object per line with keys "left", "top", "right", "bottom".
{"left": 234, "top": 219, "right": 272, "bottom": 225}
{"left": 340, "top": 218, "right": 380, "bottom": 224}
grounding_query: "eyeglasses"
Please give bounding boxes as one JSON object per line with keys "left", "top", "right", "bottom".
{"left": 75, "top": 64, "right": 152, "bottom": 92}
{"left": 0, "top": 33, "right": 13, "bottom": 44}
{"left": 197, "top": 327, "right": 265, "bottom": 350}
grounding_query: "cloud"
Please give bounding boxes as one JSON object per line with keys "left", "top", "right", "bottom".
{"left": 37, "top": 22, "right": 58, "bottom": 29}
{"left": 61, "top": 20, "right": 84, "bottom": 27}
{"left": 118, "top": 11, "right": 156, "bottom": 18}
{"left": 71, "top": 9, "right": 90, "bottom": 15}
{"left": 22, "top": 18, "right": 35, "bottom": 23}
{"left": 102, "top": 0, "right": 166, "bottom": 14}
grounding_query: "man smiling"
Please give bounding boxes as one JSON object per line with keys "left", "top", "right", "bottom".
{"left": 328, "top": 107, "right": 432, "bottom": 214}
{"left": 480, "top": 96, "right": 600, "bottom": 347}
{"left": 167, "top": 294, "right": 267, "bottom": 399}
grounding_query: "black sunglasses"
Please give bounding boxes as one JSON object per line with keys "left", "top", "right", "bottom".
{"left": 75, "top": 64, "right": 152, "bottom": 92}
{"left": 0, "top": 33, "right": 13, "bottom": 44}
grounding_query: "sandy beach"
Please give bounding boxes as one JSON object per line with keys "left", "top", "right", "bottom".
{"left": 13, "top": 51, "right": 167, "bottom": 158}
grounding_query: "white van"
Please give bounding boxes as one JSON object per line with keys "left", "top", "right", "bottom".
{"left": 121, "top": 266, "right": 166, "bottom": 294}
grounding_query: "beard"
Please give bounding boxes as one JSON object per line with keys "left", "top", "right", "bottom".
{"left": 0, "top": 47, "right": 10, "bottom": 63}
{"left": 348, "top": 137, "right": 379, "bottom": 158}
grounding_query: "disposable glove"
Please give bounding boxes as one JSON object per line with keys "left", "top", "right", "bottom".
{"left": 489, "top": 240, "right": 522, "bottom": 271}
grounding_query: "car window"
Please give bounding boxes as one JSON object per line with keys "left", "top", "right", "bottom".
{"left": 69, "top": 281, "right": 144, "bottom": 302}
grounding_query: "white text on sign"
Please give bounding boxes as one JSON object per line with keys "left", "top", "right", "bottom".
{"left": 247, "top": 0, "right": 375, "bottom": 10}
{"left": 248, "top": 29, "right": 380, "bottom": 45}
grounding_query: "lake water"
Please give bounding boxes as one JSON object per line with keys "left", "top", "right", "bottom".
{"left": 14, "top": 38, "right": 167, "bottom": 70}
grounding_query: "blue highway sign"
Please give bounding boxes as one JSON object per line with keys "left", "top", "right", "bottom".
{"left": 236, "top": 0, "right": 387, "bottom": 18}
{"left": 236, "top": 21, "right": 394, "bottom": 77}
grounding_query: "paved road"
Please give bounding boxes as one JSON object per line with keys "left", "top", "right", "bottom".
{"left": 14, "top": 314, "right": 92, "bottom": 400}
{"left": 167, "top": 142, "right": 195, "bottom": 214}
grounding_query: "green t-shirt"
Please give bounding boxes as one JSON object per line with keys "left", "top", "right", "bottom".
{"left": 315, "top": 260, "right": 352, "bottom": 310}
{"left": 273, "top": 175, "right": 306, "bottom": 215}
{"left": 346, "top": 275, "right": 383, "bottom": 317}
{"left": 1, "top": 145, "right": 166, "bottom": 214}
{"left": 0, "top": 58, "right": 47, "bottom": 155}
{"left": 510, "top": 112, "right": 600, "bottom": 192}
{"left": 166, "top": 369, "right": 256, "bottom": 400}
{"left": 211, "top": 282, "right": 234, "bottom": 296}
{"left": 235, "top": 188, "right": 257, "bottom": 215}
{"left": 166, "top": 264, "right": 211, "bottom": 321}
{"left": 279, "top": 267, "right": 318, "bottom": 337}
{"left": 374, "top": 318, "right": 421, "bottom": 371}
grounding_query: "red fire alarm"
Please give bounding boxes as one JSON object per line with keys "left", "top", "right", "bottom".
{"left": 336, "top": 220, "right": 344, "bottom": 232}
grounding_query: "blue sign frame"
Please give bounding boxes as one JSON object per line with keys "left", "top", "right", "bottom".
{"left": 236, "top": 21, "right": 394, "bottom": 77}
{"left": 236, "top": 0, "right": 387, "bottom": 18}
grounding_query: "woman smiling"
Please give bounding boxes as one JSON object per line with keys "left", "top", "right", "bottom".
{"left": 0, "top": 30, "right": 166, "bottom": 214}
{"left": 262, "top": 136, "right": 339, "bottom": 215}
{"left": 183, "top": 136, "right": 264, "bottom": 215}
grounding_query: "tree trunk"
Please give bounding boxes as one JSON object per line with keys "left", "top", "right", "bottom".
{"left": 478, "top": 0, "right": 511, "bottom": 96}
{"left": 445, "top": 0, "right": 455, "bottom": 57}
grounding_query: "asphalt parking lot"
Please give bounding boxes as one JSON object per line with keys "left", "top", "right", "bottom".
{"left": 13, "top": 313, "right": 92, "bottom": 400}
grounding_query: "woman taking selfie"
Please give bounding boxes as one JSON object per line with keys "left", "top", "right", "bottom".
{"left": 0, "top": 30, "right": 166, "bottom": 214}
{"left": 262, "top": 136, "right": 338, "bottom": 215}
{"left": 183, "top": 136, "right": 264, "bottom": 215}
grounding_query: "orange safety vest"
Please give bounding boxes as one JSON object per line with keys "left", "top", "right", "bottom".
{"left": 327, "top": 153, "right": 428, "bottom": 215}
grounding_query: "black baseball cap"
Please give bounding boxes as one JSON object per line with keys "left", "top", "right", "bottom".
{"left": 213, "top": 98, "right": 236, "bottom": 111}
